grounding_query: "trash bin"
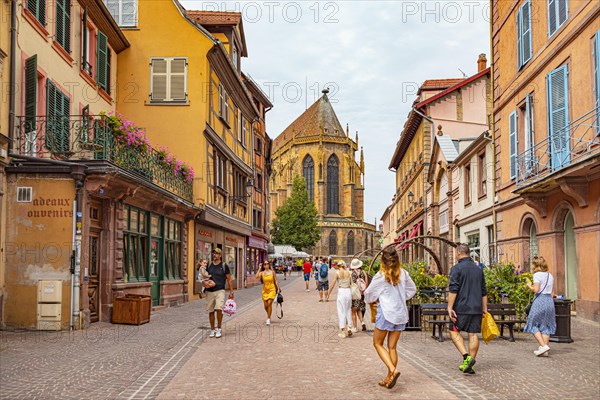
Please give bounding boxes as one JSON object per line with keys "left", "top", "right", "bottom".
{"left": 112, "top": 294, "right": 152, "bottom": 325}
{"left": 550, "top": 298, "right": 573, "bottom": 343}
{"left": 405, "top": 304, "right": 422, "bottom": 331}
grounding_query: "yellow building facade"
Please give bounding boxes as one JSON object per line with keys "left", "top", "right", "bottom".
{"left": 492, "top": 0, "right": 600, "bottom": 321}
{"left": 114, "top": 2, "right": 260, "bottom": 294}
{"left": 270, "top": 91, "right": 376, "bottom": 261}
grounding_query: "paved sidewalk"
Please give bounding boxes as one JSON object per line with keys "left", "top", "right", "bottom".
{"left": 0, "top": 276, "right": 299, "bottom": 400}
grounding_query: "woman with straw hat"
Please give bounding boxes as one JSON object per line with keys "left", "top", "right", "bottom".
{"left": 349, "top": 258, "right": 369, "bottom": 332}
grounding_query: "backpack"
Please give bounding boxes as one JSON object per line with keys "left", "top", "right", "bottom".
{"left": 356, "top": 271, "right": 367, "bottom": 294}
{"left": 319, "top": 263, "right": 328, "bottom": 278}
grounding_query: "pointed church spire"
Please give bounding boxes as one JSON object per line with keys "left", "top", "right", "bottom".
{"left": 360, "top": 146, "right": 365, "bottom": 173}
{"left": 355, "top": 131, "right": 359, "bottom": 146}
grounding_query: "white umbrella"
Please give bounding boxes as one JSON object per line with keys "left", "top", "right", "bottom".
{"left": 268, "top": 253, "right": 284, "bottom": 259}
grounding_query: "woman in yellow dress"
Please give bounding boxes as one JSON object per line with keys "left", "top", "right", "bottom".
{"left": 256, "top": 261, "right": 279, "bottom": 326}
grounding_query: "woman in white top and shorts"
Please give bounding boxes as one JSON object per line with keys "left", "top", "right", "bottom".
{"left": 524, "top": 256, "right": 556, "bottom": 356}
{"left": 364, "top": 247, "right": 416, "bottom": 390}
{"left": 326, "top": 261, "right": 354, "bottom": 338}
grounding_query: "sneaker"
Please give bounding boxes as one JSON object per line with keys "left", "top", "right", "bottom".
{"left": 459, "top": 356, "right": 476, "bottom": 373}
{"left": 466, "top": 368, "right": 476, "bottom": 375}
{"left": 215, "top": 328, "right": 222, "bottom": 338}
{"left": 534, "top": 345, "right": 550, "bottom": 356}
{"left": 351, "top": 327, "right": 358, "bottom": 333}
{"left": 209, "top": 329, "right": 216, "bottom": 338}
{"left": 319, "top": 299, "right": 323, "bottom": 302}
{"left": 266, "top": 318, "right": 271, "bottom": 326}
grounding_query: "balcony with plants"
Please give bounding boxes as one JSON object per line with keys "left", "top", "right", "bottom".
{"left": 14, "top": 112, "right": 194, "bottom": 201}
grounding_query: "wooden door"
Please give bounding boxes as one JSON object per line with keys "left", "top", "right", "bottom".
{"left": 88, "top": 230, "right": 101, "bottom": 322}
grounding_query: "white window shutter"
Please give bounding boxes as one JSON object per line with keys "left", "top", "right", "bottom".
{"left": 151, "top": 58, "right": 167, "bottom": 101}
{"left": 122, "top": 0, "right": 138, "bottom": 27}
{"left": 509, "top": 110, "right": 518, "bottom": 179}
{"left": 170, "top": 58, "right": 187, "bottom": 101}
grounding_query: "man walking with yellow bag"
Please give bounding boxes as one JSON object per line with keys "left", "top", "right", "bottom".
{"left": 447, "top": 243, "right": 488, "bottom": 375}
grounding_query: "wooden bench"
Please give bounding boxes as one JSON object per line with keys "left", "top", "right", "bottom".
{"left": 421, "top": 303, "right": 451, "bottom": 342}
{"left": 487, "top": 303, "right": 526, "bottom": 342}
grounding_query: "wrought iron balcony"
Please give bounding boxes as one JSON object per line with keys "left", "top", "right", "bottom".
{"left": 515, "top": 105, "right": 600, "bottom": 189}
{"left": 14, "top": 115, "right": 193, "bottom": 201}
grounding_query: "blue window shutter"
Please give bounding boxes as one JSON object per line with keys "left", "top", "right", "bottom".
{"left": 547, "top": 65, "right": 570, "bottom": 169}
{"left": 509, "top": 110, "right": 518, "bottom": 179}
{"left": 517, "top": 6, "right": 523, "bottom": 67}
{"left": 595, "top": 30, "right": 600, "bottom": 114}
{"left": 557, "top": 0, "right": 568, "bottom": 27}
{"left": 522, "top": 1, "right": 532, "bottom": 64}
{"left": 548, "top": 0, "right": 557, "bottom": 36}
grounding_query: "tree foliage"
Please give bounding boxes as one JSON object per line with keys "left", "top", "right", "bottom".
{"left": 271, "top": 175, "right": 321, "bottom": 249}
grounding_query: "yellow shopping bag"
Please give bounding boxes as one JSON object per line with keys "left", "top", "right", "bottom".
{"left": 481, "top": 312, "right": 499, "bottom": 344}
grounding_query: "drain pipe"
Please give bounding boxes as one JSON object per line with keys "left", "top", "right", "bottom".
{"left": 8, "top": 0, "right": 17, "bottom": 149}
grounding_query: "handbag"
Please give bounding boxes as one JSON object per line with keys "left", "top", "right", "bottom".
{"left": 356, "top": 271, "right": 367, "bottom": 294}
{"left": 481, "top": 312, "right": 500, "bottom": 344}
{"left": 525, "top": 273, "right": 549, "bottom": 315}
{"left": 350, "top": 281, "right": 361, "bottom": 300}
{"left": 276, "top": 290, "right": 284, "bottom": 319}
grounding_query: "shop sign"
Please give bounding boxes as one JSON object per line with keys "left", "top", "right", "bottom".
{"left": 248, "top": 236, "right": 267, "bottom": 250}
{"left": 198, "top": 230, "right": 213, "bottom": 238}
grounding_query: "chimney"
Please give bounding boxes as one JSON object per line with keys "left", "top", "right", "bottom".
{"left": 478, "top": 53, "right": 487, "bottom": 72}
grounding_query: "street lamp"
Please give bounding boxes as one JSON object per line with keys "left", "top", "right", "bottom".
{"left": 407, "top": 191, "right": 423, "bottom": 206}
{"left": 231, "top": 179, "right": 254, "bottom": 202}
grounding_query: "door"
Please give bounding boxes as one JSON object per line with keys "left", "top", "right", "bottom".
{"left": 88, "top": 230, "right": 100, "bottom": 323}
{"left": 564, "top": 212, "right": 578, "bottom": 300}
{"left": 149, "top": 214, "right": 163, "bottom": 306}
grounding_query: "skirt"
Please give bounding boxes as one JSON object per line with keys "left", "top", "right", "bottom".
{"left": 375, "top": 304, "right": 406, "bottom": 332}
{"left": 523, "top": 294, "right": 556, "bottom": 336}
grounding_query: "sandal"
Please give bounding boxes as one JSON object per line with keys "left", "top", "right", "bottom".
{"left": 378, "top": 374, "right": 391, "bottom": 387}
{"left": 385, "top": 371, "right": 401, "bottom": 389}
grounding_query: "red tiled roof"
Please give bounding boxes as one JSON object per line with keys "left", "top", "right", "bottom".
{"left": 419, "top": 78, "right": 465, "bottom": 90}
{"left": 186, "top": 11, "right": 241, "bottom": 25}
{"left": 273, "top": 94, "right": 346, "bottom": 151}
{"left": 417, "top": 68, "right": 490, "bottom": 109}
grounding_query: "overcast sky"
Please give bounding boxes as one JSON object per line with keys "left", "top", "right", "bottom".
{"left": 183, "top": 0, "right": 491, "bottom": 225}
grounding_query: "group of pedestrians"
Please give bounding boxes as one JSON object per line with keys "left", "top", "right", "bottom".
{"left": 198, "top": 242, "right": 557, "bottom": 391}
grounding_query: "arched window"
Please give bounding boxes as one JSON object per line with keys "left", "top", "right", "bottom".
{"left": 327, "top": 155, "right": 339, "bottom": 214}
{"left": 364, "top": 233, "right": 368, "bottom": 251}
{"left": 347, "top": 231, "right": 355, "bottom": 255}
{"left": 329, "top": 230, "right": 338, "bottom": 255}
{"left": 302, "top": 155, "right": 315, "bottom": 201}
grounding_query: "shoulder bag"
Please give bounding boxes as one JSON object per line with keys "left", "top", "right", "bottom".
{"left": 525, "top": 273, "right": 549, "bottom": 316}
{"left": 350, "top": 272, "right": 361, "bottom": 300}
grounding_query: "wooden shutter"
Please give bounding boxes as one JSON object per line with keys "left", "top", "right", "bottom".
{"left": 547, "top": 65, "right": 570, "bottom": 169}
{"left": 522, "top": 1, "right": 531, "bottom": 65}
{"left": 46, "top": 80, "right": 57, "bottom": 150}
{"left": 59, "top": 89, "right": 71, "bottom": 152}
{"left": 25, "top": 55, "right": 38, "bottom": 131}
{"left": 55, "top": 0, "right": 71, "bottom": 52}
{"left": 28, "top": 0, "right": 46, "bottom": 26}
{"left": 170, "top": 58, "right": 187, "bottom": 101}
{"left": 150, "top": 58, "right": 167, "bottom": 101}
{"left": 82, "top": 7, "right": 88, "bottom": 71}
{"left": 524, "top": 94, "right": 534, "bottom": 150}
{"left": 557, "top": 0, "right": 568, "bottom": 27}
{"left": 595, "top": 31, "right": 600, "bottom": 116}
{"left": 516, "top": 6, "right": 522, "bottom": 67}
{"left": 548, "top": 0, "right": 557, "bottom": 36}
{"left": 509, "top": 110, "right": 518, "bottom": 179}
{"left": 97, "top": 31, "right": 108, "bottom": 91}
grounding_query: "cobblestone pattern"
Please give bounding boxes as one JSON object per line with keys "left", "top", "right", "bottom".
{"left": 0, "top": 276, "right": 299, "bottom": 400}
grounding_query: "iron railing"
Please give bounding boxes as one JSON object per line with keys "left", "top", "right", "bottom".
{"left": 515, "top": 105, "right": 600, "bottom": 188}
{"left": 14, "top": 115, "right": 193, "bottom": 201}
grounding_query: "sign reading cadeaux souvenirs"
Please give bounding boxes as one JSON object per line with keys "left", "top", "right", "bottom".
{"left": 26, "top": 197, "right": 74, "bottom": 219}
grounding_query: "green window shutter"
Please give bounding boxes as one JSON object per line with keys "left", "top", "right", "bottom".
{"left": 97, "top": 31, "right": 108, "bottom": 91}
{"left": 25, "top": 55, "right": 38, "bottom": 132}
{"left": 28, "top": 0, "right": 46, "bottom": 26}
{"left": 59, "top": 88, "right": 70, "bottom": 152}
{"left": 82, "top": 7, "right": 88, "bottom": 70}
{"left": 55, "top": 0, "right": 70, "bottom": 53}
{"left": 46, "top": 80, "right": 57, "bottom": 150}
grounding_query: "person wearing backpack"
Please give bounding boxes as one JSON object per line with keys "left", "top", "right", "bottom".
{"left": 350, "top": 258, "right": 369, "bottom": 332}
{"left": 317, "top": 257, "right": 330, "bottom": 302}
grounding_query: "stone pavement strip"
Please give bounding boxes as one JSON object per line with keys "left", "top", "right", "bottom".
{"left": 2, "top": 272, "right": 599, "bottom": 400}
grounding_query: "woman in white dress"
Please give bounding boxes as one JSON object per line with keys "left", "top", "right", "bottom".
{"left": 326, "top": 261, "right": 354, "bottom": 337}
{"left": 364, "top": 247, "right": 416, "bottom": 389}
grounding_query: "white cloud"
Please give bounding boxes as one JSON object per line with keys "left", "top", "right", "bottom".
{"left": 182, "top": 0, "right": 490, "bottom": 225}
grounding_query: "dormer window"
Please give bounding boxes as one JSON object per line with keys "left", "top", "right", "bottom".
{"left": 231, "top": 45, "right": 239, "bottom": 70}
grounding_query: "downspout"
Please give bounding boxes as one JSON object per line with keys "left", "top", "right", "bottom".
{"left": 490, "top": 2, "right": 498, "bottom": 264}
{"left": 8, "top": 0, "right": 17, "bottom": 149}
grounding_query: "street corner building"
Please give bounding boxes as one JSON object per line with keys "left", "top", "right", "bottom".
{"left": 269, "top": 90, "right": 376, "bottom": 262}
{"left": 1, "top": 0, "right": 273, "bottom": 330}
{"left": 491, "top": 0, "right": 600, "bottom": 321}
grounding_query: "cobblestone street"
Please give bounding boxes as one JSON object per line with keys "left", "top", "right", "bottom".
{"left": 1, "top": 274, "right": 599, "bottom": 399}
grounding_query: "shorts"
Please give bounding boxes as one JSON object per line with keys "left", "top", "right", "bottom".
{"left": 450, "top": 313, "right": 482, "bottom": 333}
{"left": 205, "top": 290, "right": 225, "bottom": 313}
{"left": 303, "top": 273, "right": 310, "bottom": 281}
{"left": 375, "top": 304, "right": 406, "bottom": 332}
{"left": 318, "top": 281, "right": 329, "bottom": 291}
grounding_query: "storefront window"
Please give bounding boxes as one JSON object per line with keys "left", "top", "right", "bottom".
{"left": 165, "top": 219, "right": 182, "bottom": 279}
{"left": 123, "top": 207, "right": 148, "bottom": 281}
{"left": 225, "top": 245, "right": 236, "bottom": 278}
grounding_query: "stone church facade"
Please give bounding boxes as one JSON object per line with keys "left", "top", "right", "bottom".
{"left": 270, "top": 90, "right": 376, "bottom": 261}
